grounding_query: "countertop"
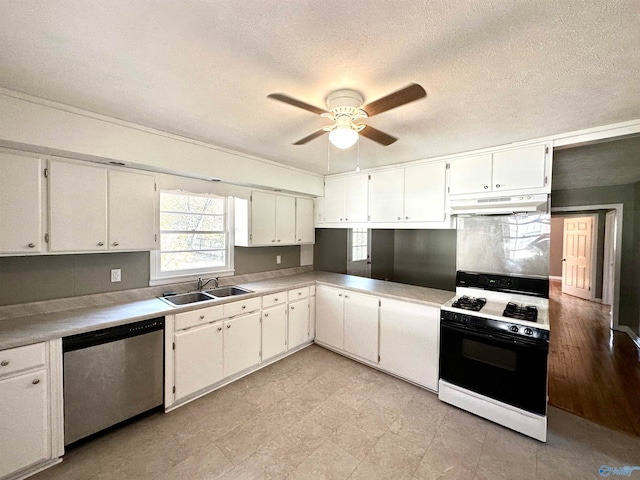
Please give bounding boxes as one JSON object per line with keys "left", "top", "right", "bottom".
{"left": 0, "top": 272, "right": 454, "bottom": 351}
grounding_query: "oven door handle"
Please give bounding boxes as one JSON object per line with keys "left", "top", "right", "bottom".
{"left": 441, "top": 321, "right": 549, "bottom": 350}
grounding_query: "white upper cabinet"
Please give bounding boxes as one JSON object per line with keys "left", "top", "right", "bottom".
{"left": 48, "top": 160, "right": 108, "bottom": 252}
{"left": 322, "top": 174, "right": 368, "bottom": 224}
{"left": 0, "top": 152, "right": 43, "bottom": 254}
{"left": 48, "top": 159, "right": 157, "bottom": 253}
{"left": 108, "top": 169, "right": 156, "bottom": 250}
{"left": 235, "top": 192, "right": 312, "bottom": 246}
{"left": 295, "top": 197, "right": 315, "bottom": 244}
{"left": 369, "top": 169, "right": 404, "bottom": 222}
{"left": 449, "top": 144, "right": 549, "bottom": 196}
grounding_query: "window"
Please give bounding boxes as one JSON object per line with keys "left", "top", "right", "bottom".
{"left": 350, "top": 228, "right": 369, "bottom": 261}
{"left": 152, "top": 191, "right": 233, "bottom": 282}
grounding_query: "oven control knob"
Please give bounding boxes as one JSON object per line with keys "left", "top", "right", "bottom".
{"left": 453, "top": 313, "right": 460, "bottom": 321}
{"left": 509, "top": 325, "right": 519, "bottom": 333}
{"left": 524, "top": 328, "right": 534, "bottom": 336}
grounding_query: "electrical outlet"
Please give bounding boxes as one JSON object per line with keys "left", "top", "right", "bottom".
{"left": 111, "top": 269, "right": 122, "bottom": 283}
{"left": 276, "top": 255, "right": 282, "bottom": 264}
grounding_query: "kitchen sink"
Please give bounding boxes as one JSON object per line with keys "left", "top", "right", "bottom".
{"left": 203, "top": 286, "right": 252, "bottom": 297}
{"left": 160, "top": 291, "right": 216, "bottom": 306}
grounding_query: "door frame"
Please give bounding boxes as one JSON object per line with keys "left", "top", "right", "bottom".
{"left": 559, "top": 214, "right": 598, "bottom": 302}
{"left": 551, "top": 204, "right": 623, "bottom": 330}
{"left": 602, "top": 210, "right": 616, "bottom": 306}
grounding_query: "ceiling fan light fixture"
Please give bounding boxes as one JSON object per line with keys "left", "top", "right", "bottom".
{"left": 329, "top": 126, "right": 359, "bottom": 149}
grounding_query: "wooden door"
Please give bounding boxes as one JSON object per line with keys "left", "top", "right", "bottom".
{"left": 343, "top": 291, "right": 379, "bottom": 363}
{"left": 223, "top": 312, "right": 261, "bottom": 377}
{"left": 0, "top": 369, "right": 49, "bottom": 477}
{"left": 315, "top": 285, "right": 344, "bottom": 349}
{"left": 48, "top": 160, "right": 108, "bottom": 252}
{"left": 562, "top": 216, "right": 593, "bottom": 300}
{"left": 368, "top": 169, "right": 404, "bottom": 222}
{"left": 262, "top": 304, "right": 287, "bottom": 360}
{"left": 275, "top": 195, "right": 296, "bottom": 244}
{"left": 404, "top": 162, "right": 447, "bottom": 222}
{"left": 250, "top": 191, "right": 276, "bottom": 245}
{"left": 295, "top": 197, "right": 315, "bottom": 243}
{"left": 448, "top": 154, "right": 493, "bottom": 195}
{"left": 108, "top": 169, "right": 156, "bottom": 250}
{"left": 174, "top": 322, "right": 223, "bottom": 400}
{"left": 0, "top": 153, "right": 42, "bottom": 253}
{"left": 288, "top": 298, "right": 310, "bottom": 350}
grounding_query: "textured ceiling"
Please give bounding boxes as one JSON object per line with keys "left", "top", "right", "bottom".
{"left": 0, "top": 1, "right": 639, "bottom": 175}
{"left": 552, "top": 136, "right": 640, "bottom": 191}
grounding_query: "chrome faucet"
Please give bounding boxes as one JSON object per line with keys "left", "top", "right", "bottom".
{"left": 197, "top": 277, "right": 219, "bottom": 290}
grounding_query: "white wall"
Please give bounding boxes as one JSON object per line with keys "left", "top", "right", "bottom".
{"left": 0, "top": 90, "right": 323, "bottom": 196}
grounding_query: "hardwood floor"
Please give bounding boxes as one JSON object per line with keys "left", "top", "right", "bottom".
{"left": 548, "top": 280, "right": 640, "bottom": 437}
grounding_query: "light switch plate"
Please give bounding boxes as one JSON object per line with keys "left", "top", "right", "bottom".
{"left": 111, "top": 269, "right": 122, "bottom": 282}
{"left": 276, "top": 255, "right": 282, "bottom": 264}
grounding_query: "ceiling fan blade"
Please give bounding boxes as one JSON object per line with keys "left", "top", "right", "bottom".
{"left": 267, "top": 93, "right": 328, "bottom": 115}
{"left": 361, "top": 83, "right": 427, "bottom": 117}
{"left": 292, "top": 128, "right": 328, "bottom": 145}
{"left": 359, "top": 125, "right": 398, "bottom": 146}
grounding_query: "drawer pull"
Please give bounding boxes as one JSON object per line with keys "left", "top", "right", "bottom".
{"left": 298, "top": 292, "right": 302, "bottom": 296}
{"left": 242, "top": 305, "right": 246, "bottom": 309}
{"left": 32, "top": 379, "right": 40, "bottom": 385}
{"left": 217, "top": 327, "right": 222, "bottom": 331}
{"left": 28, "top": 243, "right": 35, "bottom": 248}
{"left": 200, "top": 315, "right": 205, "bottom": 320}
{"left": 265, "top": 313, "right": 269, "bottom": 317}
{"left": 274, "top": 298, "right": 278, "bottom": 302}
{"left": 98, "top": 242, "right": 104, "bottom": 246}
{"left": 113, "top": 242, "right": 119, "bottom": 246}
{"left": 291, "top": 306, "right": 295, "bottom": 310}
{"left": 1, "top": 360, "right": 8, "bottom": 367}
{"left": 227, "top": 325, "right": 231, "bottom": 329}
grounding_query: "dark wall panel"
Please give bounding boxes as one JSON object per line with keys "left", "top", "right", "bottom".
{"left": 313, "top": 229, "right": 348, "bottom": 274}
{"left": 234, "top": 245, "right": 300, "bottom": 275}
{"left": 371, "top": 229, "right": 394, "bottom": 281}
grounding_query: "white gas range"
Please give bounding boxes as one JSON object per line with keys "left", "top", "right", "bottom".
{"left": 439, "top": 271, "right": 550, "bottom": 442}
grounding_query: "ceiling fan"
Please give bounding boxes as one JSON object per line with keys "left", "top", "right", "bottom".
{"left": 267, "top": 83, "right": 426, "bottom": 149}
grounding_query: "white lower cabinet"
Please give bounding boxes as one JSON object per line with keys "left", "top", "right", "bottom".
{"left": 308, "top": 286, "right": 316, "bottom": 341}
{"left": 223, "top": 312, "right": 261, "bottom": 378}
{"left": 379, "top": 298, "right": 440, "bottom": 390}
{"left": 174, "top": 322, "right": 223, "bottom": 401}
{"left": 288, "top": 298, "right": 310, "bottom": 351}
{"left": 315, "top": 285, "right": 380, "bottom": 363}
{"left": 262, "top": 304, "right": 287, "bottom": 360}
{"left": 0, "top": 340, "right": 63, "bottom": 480}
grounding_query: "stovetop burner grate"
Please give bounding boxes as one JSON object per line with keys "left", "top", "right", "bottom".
{"left": 451, "top": 296, "right": 487, "bottom": 312}
{"left": 503, "top": 302, "right": 538, "bottom": 321}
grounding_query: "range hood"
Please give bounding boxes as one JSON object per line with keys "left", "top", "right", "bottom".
{"left": 450, "top": 193, "right": 549, "bottom": 215}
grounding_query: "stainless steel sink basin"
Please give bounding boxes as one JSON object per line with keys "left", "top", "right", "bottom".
{"left": 203, "top": 286, "right": 252, "bottom": 297}
{"left": 160, "top": 291, "right": 216, "bottom": 306}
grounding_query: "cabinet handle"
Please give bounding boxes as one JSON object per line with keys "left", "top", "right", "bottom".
{"left": 298, "top": 238, "right": 301, "bottom": 241}
{"left": 227, "top": 325, "right": 231, "bottom": 329}
{"left": 345, "top": 218, "right": 349, "bottom": 221}
{"left": 32, "top": 379, "right": 40, "bottom": 385}
{"left": 1, "top": 360, "right": 8, "bottom": 367}
{"left": 338, "top": 294, "right": 342, "bottom": 297}
{"left": 98, "top": 242, "right": 104, "bottom": 246}
{"left": 344, "top": 295, "right": 349, "bottom": 299}
{"left": 483, "top": 185, "right": 488, "bottom": 189}
{"left": 200, "top": 315, "right": 205, "bottom": 320}
{"left": 113, "top": 242, "right": 119, "bottom": 246}
{"left": 339, "top": 218, "right": 343, "bottom": 221}
{"left": 298, "top": 292, "right": 302, "bottom": 296}
{"left": 277, "top": 239, "right": 281, "bottom": 242}
{"left": 265, "top": 313, "right": 269, "bottom": 317}
{"left": 28, "top": 243, "right": 35, "bottom": 248}
{"left": 405, "top": 216, "right": 409, "bottom": 220}
{"left": 217, "top": 327, "right": 222, "bottom": 331}
{"left": 274, "top": 298, "right": 278, "bottom": 302}
{"left": 272, "top": 239, "right": 275, "bottom": 242}
{"left": 495, "top": 184, "right": 501, "bottom": 188}
{"left": 242, "top": 305, "right": 246, "bottom": 309}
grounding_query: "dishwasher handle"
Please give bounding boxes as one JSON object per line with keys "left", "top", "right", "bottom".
{"left": 63, "top": 317, "right": 164, "bottom": 352}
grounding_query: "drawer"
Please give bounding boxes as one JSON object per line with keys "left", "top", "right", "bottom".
{"left": 175, "top": 305, "right": 223, "bottom": 331}
{"left": 262, "top": 292, "right": 286, "bottom": 308}
{"left": 224, "top": 296, "right": 261, "bottom": 318}
{"left": 0, "top": 342, "right": 46, "bottom": 377}
{"left": 288, "top": 287, "right": 309, "bottom": 302}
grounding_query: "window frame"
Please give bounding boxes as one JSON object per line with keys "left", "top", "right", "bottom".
{"left": 150, "top": 190, "right": 234, "bottom": 286}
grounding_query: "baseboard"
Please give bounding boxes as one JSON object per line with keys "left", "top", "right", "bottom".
{"left": 618, "top": 326, "right": 640, "bottom": 351}
{"left": 549, "top": 276, "right": 562, "bottom": 282}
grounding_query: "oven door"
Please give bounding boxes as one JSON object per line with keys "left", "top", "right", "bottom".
{"left": 439, "top": 320, "right": 548, "bottom": 415}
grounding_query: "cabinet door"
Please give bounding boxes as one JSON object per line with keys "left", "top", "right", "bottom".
{"left": 0, "top": 153, "right": 42, "bottom": 254}
{"left": 288, "top": 298, "right": 310, "bottom": 350}
{"left": 308, "top": 294, "right": 316, "bottom": 341}
{"left": 404, "top": 162, "right": 447, "bottom": 222}
{"left": 343, "top": 291, "right": 379, "bottom": 363}
{"left": 295, "top": 197, "right": 315, "bottom": 244}
{"left": 251, "top": 191, "right": 276, "bottom": 245}
{"left": 174, "top": 322, "right": 223, "bottom": 400}
{"left": 48, "top": 160, "right": 107, "bottom": 252}
{"left": 492, "top": 144, "right": 547, "bottom": 192}
{"left": 275, "top": 195, "right": 296, "bottom": 244}
{"left": 262, "top": 304, "right": 287, "bottom": 360}
{"left": 323, "top": 177, "right": 345, "bottom": 223}
{"left": 369, "top": 169, "right": 404, "bottom": 222}
{"left": 224, "top": 312, "right": 261, "bottom": 377}
{"left": 108, "top": 169, "right": 156, "bottom": 250}
{"left": 0, "top": 369, "right": 49, "bottom": 477}
{"left": 344, "top": 174, "right": 369, "bottom": 222}
{"left": 448, "top": 154, "right": 493, "bottom": 195}
{"left": 379, "top": 298, "right": 439, "bottom": 390}
{"left": 315, "top": 285, "right": 344, "bottom": 349}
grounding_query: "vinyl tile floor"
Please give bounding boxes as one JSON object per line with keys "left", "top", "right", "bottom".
{"left": 33, "top": 345, "right": 640, "bottom": 480}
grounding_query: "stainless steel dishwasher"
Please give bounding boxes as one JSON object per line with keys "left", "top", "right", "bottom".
{"left": 62, "top": 317, "right": 164, "bottom": 446}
